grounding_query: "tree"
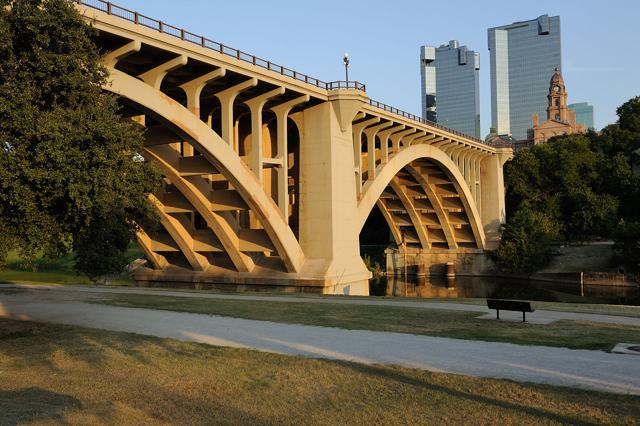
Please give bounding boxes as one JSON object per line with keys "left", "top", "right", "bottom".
{"left": 613, "top": 221, "right": 640, "bottom": 273}
{"left": 492, "top": 207, "right": 559, "bottom": 274}
{"left": 0, "top": 0, "right": 160, "bottom": 279}
{"left": 497, "top": 96, "right": 640, "bottom": 274}
{"left": 504, "top": 134, "right": 615, "bottom": 241}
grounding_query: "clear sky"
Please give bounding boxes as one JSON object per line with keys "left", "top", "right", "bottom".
{"left": 119, "top": 0, "right": 639, "bottom": 136}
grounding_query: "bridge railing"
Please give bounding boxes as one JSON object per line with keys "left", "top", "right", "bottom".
{"left": 76, "top": 0, "right": 485, "bottom": 144}
{"left": 75, "top": 0, "right": 366, "bottom": 92}
{"left": 368, "top": 99, "right": 484, "bottom": 143}
{"left": 327, "top": 81, "right": 367, "bottom": 91}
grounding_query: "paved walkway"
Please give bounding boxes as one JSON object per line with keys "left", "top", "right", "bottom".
{"left": 1, "top": 290, "right": 639, "bottom": 396}
{"left": 2, "top": 283, "right": 639, "bottom": 326}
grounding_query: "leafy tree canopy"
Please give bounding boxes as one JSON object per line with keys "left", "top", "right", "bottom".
{"left": 495, "top": 96, "right": 640, "bottom": 273}
{"left": 0, "top": 0, "right": 160, "bottom": 279}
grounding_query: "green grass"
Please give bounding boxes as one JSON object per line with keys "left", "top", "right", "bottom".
{"left": 93, "top": 294, "right": 640, "bottom": 351}
{"left": 0, "top": 318, "right": 638, "bottom": 425}
{"left": 0, "top": 246, "right": 142, "bottom": 286}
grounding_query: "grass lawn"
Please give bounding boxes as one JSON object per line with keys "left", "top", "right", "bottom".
{"left": 93, "top": 294, "right": 640, "bottom": 351}
{"left": 0, "top": 247, "right": 141, "bottom": 286}
{"left": 0, "top": 318, "right": 638, "bottom": 425}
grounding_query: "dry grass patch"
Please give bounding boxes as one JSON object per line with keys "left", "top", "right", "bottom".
{"left": 0, "top": 318, "right": 638, "bottom": 425}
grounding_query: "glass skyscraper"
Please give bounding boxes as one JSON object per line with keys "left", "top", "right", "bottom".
{"left": 569, "top": 102, "right": 595, "bottom": 130}
{"left": 420, "top": 41, "right": 481, "bottom": 138}
{"left": 488, "top": 15, "right": 562, "bottom": 140}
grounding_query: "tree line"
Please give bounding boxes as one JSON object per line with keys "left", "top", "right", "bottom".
{"left": 494, "top": 97, "right": 640, "bottom": 274}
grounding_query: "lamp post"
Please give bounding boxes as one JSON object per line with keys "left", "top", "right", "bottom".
{"left": 343, "top": 53, "right": 350, "bottom": 85}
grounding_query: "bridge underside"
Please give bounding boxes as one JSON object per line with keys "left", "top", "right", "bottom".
{"left": 81, "top": 2, "right": 510, "bottom": 294}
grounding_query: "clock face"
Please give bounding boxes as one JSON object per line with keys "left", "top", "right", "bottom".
{"left": 553, "top": 86, "right": 560, "bottom": 92}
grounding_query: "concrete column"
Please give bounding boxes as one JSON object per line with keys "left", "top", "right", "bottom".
{"left": 480, "top": 150, "right": 510, "bottom": 249}
{"left": 215, "top": 78, "right": 257, "bottom": 148}
{"left": 180, "top": 69, "right": 226, "bottom": 156}
{"left": 139, "top": 55, "right": 187, "bottom": 89}
{"left": 403, "top": 130, "right": 426, "bottom": 147}
{"left": 298, "top": 90, "right": 371, "bottom": 295}
{"left": 244, "top": 87, "right": 285, "bottom": 182}
{"left": 352, "top": 117, "right": 379, "bottom": 196}
{"left": 390, "top": 129, "right": 416, "bottom": 154}
{"left": 102, "top": 40, "right": 141, "bottom": 68}
{"left": 377, "top": 124, "right": 404, "bottom": 164}
{"left": 363, "top": 122, "right": 393, "bottom": 182}
{"left": 271, "top": 95, "right": 309, "bottom": 221}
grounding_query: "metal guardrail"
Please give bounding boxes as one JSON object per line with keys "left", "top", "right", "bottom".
{"left": 327, "top": 81, "right": 366, "bottom": 91}
{"left": 368, "top": 100, "right": 484, "bottom": 143}
{"left": 75, "top": 0, "right": 490, "bottom": 144}
{"left": 75, "top": 0, "right": 364, "bottom": 92}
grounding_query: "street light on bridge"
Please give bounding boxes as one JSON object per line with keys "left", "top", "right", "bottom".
{"left": 343, "top": 53, "right": 349, "bottom": 84}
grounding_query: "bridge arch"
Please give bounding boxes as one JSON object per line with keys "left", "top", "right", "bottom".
{"left": 104, "top": 68, "right": 305, "bottom": 273}
{"left": 357, "top": 144, "right": 486, "bottom": 250}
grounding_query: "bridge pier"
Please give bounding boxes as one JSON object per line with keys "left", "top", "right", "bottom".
{"left": 297, "top": 91, "right": 372, "bottom": 295}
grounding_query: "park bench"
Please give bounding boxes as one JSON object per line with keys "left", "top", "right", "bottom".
{"left": 486, "top": 299, "right": 535, "bottom": 322}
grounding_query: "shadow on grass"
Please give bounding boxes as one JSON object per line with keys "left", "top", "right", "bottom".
{"left": 341, "top": 361, "right": 636, "bottom": 426}
{"left": 0, "top": 388, "right": 82, "bottom": 425}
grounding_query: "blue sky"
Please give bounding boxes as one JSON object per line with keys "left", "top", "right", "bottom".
{"left": 120, "top": 0, "right": 639, "bottom": 136}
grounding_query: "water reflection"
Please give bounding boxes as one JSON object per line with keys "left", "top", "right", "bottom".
{"left": 372, "top": 275, "right": 640, "bottom": 306}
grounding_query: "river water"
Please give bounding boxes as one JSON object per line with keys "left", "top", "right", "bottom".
{"left": 371, "top": 275, "right": 640, "bottom": 306}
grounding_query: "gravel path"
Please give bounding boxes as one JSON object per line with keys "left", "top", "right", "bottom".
{"left": 1, "top": 291, "right": 639, "bottom": 395}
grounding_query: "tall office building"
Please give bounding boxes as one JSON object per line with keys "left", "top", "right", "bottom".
{"left": 488, "top": 15, "right": 562, "bottom": 140}
{"left": 420, "top": 41, "right": 481, "bottom": 138}
{"left": 569, "top": 102, "right": 595, "bottom": 130}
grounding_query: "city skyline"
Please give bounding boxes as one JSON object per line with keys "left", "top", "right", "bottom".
{"left": 117, "top": 0, "right": 637, "bottom": 136}
{"left": 488, "top": 15, "right": 562, "bottom": 140}
{"left": 420, "top": 41, "right": 481, "bottom": 138}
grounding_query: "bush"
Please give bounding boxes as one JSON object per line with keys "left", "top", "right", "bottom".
{"left": 613, "top": 221, "right": 640, "bottom": 272}
{"left": 492, "top": 208, "right": 559, "bottom": 274}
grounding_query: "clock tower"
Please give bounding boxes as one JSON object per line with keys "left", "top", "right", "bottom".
{"left": 527, "top": 68, "right": 586, "bottom": 144}
{"left": 547, "top": 68, "right": 569, "bottom": 122}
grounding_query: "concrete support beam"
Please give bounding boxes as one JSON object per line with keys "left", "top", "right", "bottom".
{"left": 405, "top": 166, "right": 458, "bottom": 250}
{"left": 136, "top": 228, "right": 168, "bottom": 270}
{"left": 244, "top": 87, "right": 285, "bottom": 182}
{"left": 390, "top": 129, "right": 417, "bottom": 154}
{"left": 138, "top": 55, "right": 188, "bottom": 89}
{"left": 102, "top": 40, "right": 141, "bottom": 68}
{"left": 215, "top": 78, "right": 258, "bottom": 148}
{"left": 363, "top": 122, "right": 393, "bottom": 181}
{"left": 376, "top": 124, "right": 404, "bottom": 164}
{"left": 403, "top": 130, "right": 426, "bottom": 147}
{"left": 149, "top": 194, "right": 210, "bottom": 272}
{"left": 352, "top": 117, "right": 380, "bottom": 196}
{"left": 376, "top": 200, "right": 402, "bottom": 246}
{"left": 272, "top": 95, "right": 309, "bottom": 221}
{"left": 180, "top": 68, "right": 227, "bottom": 118}
{"left": 389, "top": 179, "right": 430, "bottom": 249}
{"left": 179, "top": 68, "right": 227, "bottom": 156}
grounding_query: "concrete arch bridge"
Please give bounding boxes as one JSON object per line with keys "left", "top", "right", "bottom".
{"left": 77, "top": 1, "right": 512, "bottom": 295}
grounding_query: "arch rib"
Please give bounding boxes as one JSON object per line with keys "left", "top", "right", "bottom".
{"left": 376, "top": 200, "right": 402, "bottom": 246}
{"left": 389, "top": 179, "right": 430, "bottom": 249}
{"left": 358, "top": 144, "right": 486, "bottom": 250}
{"left": 405, "top": 165, "right": 458, "bottom": 250}
{"left": 144, "top": 145, "right": 255, "bottom": 272}
{"left": 149, "top": 194, "right": 209, "bottom": 271}
{"left": 105, "top": 68, "right": 305, "bottom": 273}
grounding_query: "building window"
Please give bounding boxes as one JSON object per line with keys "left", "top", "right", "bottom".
{"left": 555, "top": 98, "right": 560, "bottom": 107}
{"left": 555, "top": 113, "right": 560, "bottom": 121}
